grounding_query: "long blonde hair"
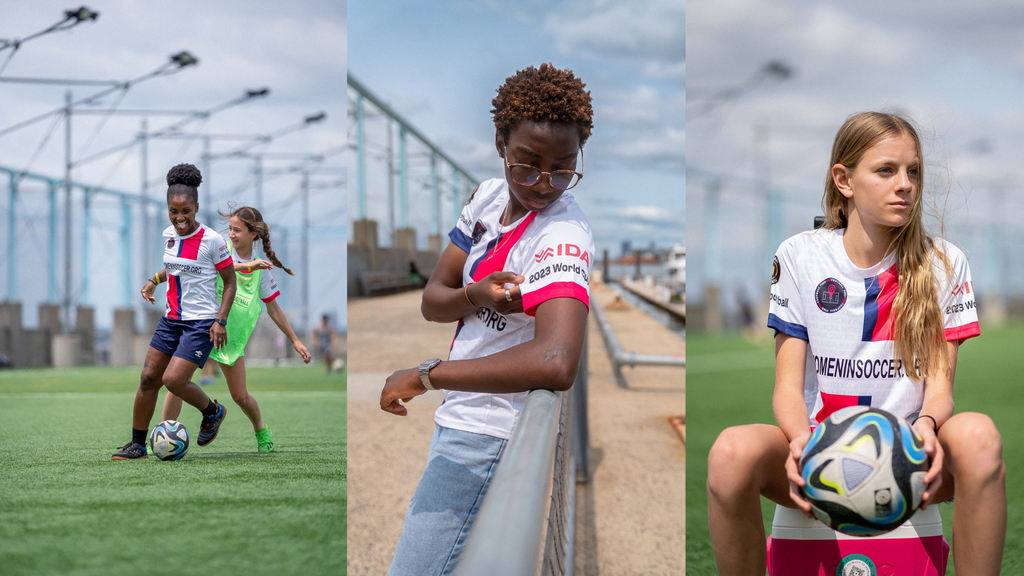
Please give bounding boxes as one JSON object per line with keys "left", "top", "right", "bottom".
{"left": 822, "top": 112, "right": 951, "bottom": 380}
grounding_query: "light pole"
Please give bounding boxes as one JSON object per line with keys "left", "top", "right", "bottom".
{"left": 45, "top": 53, "right": 199, "bottom": 328}
{"left": 69, "top": 88, "right": 270, "bottom": 291}
{"left": 0, "top": 7, "right": 99, "bottom": 76}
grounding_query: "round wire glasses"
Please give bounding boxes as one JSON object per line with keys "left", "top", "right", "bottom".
{"left": 504, "top": 149, "right": 584, "bottom": 191}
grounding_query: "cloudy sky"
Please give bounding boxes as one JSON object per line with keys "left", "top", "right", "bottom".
{"left": 348, "top": 0, "right": 685, "bottom": 258}
{"left": 0, "top": 0, "right": 346, "bottom": 332}
{"left": 687, "top": 0, "right": 1024, "bottom": 319}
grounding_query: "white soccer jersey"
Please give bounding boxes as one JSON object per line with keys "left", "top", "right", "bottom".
{"left": 162, "top": 223, "right": 233, "bottom": 321}
{"left": 768, "top": 228, "right": 979, "bottom": 427}
{"left": 232, "top": 246, "right": 281, "bottom": 303}
{"left": 434, "top": 178, "right": 595, "bottom": 440}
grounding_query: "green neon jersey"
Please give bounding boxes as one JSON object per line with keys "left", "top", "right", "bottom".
{"left": 209, "top": 248, "right": 263, "bottom": 366}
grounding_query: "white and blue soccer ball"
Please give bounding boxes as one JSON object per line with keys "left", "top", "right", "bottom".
{"left": 799, "top": 406, "right": 930, "bottom": 536}
{"left": 149, "top": 420, "right": 191, "bottom": 461}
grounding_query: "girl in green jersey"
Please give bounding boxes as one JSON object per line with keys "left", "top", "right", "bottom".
{"left": 159, "top": 205, "right": 312, "bottom": 452}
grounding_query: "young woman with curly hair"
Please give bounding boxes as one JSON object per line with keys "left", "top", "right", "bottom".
{"left": 380, "top": 63, "right": 595, "bottom": 575}
{"left": 112, "top": 164, "right": 236, "bottom": 459}
{"left": 156, "top": 205, "right": 312, "bottom": 453}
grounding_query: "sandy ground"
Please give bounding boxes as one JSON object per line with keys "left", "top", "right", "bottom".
{"left": 347, "top": 283, "right": 685, "bottom": 575}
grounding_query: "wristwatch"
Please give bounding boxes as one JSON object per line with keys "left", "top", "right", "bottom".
{"left": 419, "top": 358, "right": 442, "bottom": 391}
{"left": 215, "top": 318, "right": 227, "bottom": 327}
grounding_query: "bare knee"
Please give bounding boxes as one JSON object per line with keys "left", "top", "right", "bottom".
{"left": 944, "top": 412, "right": 1004, "bottom": 483}
{"left": 230, "top": 389, "right": 249, "bottom": 405}
{"left": 162, "top": 375, "right": 187, "bottom": 396}
{"left": 140, "top": 369, "right": 162, "bottom": 392}
{"left": 708, "top": 426, "right": 765, "bottom": 503}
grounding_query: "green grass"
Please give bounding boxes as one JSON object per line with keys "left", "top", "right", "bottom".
{"left": 686, "top": 324, "right": 1024, "bottom": 574}
{"left": 0, "top": 365, "right": 347, "bottom": 576}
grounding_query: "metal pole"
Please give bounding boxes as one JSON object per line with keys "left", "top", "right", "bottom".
{"left": 202, "top": 136, "right": 212, "bottom": 226}
{"left": 81, "top": 188, "right": 90, "bottom": 303}
{"left": 356, "top": 92, "right": 366, "bottom": 220}
{"left": 430, "top": 151, "right": 439, "bottom": 236}
{"left": 7, "top": 171, "right": 15, "bottom": 300}
{"left": 301, "top": 171, "right": 310, "bottom": 345}
{"left": 254, "top": 155, "right": 263, "bottom": 210}
{"left": 64, "top": 90, "right": 73, "bottom": 330}
{"left": 452, "top": 168, "right": 460, "bottom": 232}
{"left": 399, "top": 124, "right": 408, "bottom": 230}
{"left": 140, "top": 117, "right": 149, "bottom": 277}
{"left": 49, "top": 182, "right": 57, "bottom": 303}
{"left": 122, "top": 198, "right": 131, "bottom": 307}
{"left": 387, "top": 118, "right": 395, "bottom": 244}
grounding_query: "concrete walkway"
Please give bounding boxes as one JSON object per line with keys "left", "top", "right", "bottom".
{"left": 347, "top": 281, "right": 685, "bottom": 575}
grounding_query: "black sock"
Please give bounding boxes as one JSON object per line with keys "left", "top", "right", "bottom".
{"left": 200, "top": 400, "right": 218, "bottom": 417}
{"left": 132, "top": 428, "right": 147, "bottom": 446}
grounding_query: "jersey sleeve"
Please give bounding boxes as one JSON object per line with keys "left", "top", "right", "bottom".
{"left": 767, "top": 240, "right": 808, "bottom": 340}
{"left": 212, "top": 233, "right": 233, "bottom": 271}
{"left": 259, "top": 268, "right": 280, "bottom": 303}
{"left": 448, "top": 185, "right": 480, "bottom": 254}
{"left": 519, "top": 221, "right": 594, "bottom": 317}
{"left": 935, "top": 243, "right": 980, "bottom": 343}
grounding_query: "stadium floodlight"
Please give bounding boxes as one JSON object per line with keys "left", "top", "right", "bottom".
{"left": 688, "top": 59, "right": 796, "bottom": 118}
{"left": 170, "top": 51, "right": 199, "bottom": 68}
{"left": 0, "top": 6, "right": 100, "bottom": 53}
{"left": 72, "top": 88, "right": 272, "bottom": 167}
{"left": 65, "top": 7, "right": 100, "bottom": 22}
{"left": 0, "top": 51, "right": 201, "bottom": 139}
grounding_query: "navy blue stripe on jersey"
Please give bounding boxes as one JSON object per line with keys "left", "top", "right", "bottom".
{"left": 450, "top": 319, "right": 465, "bottom": 351}
{"left": 768, "top": 313, "right": 808, "bottom": 341}
{"left": 449, "top": 227, "right": 471, "bottom": 253}
{"left": 468, "top": 234, "right": 500, "bottom": 279}
{"left": 862, "top": 277, "right": 881, "bottom": 342}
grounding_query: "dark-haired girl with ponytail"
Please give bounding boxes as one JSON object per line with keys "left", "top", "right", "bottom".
{"left": 113, "top": 163, "right": 236, "bottom": 459}
{"left": 159, "top": 205, "right": 311, "bottom": 453}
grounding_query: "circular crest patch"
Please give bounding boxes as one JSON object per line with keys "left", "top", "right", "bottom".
{"left": 837, "top": 554, "right": 876, "bottom": 576}
{"left": 771, "top": 255, "right": 780, "bottom": 285}
{"left": 815, "top": 277, "right": 846, "bottom": 313}
{"left": 166, "top": 238, "right": 175, "bottom": 249}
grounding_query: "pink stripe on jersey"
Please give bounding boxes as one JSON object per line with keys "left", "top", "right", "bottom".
{"left": 166, "top": 275, "right": 182, "bottom": 320}
{"left": 946, "top": 321, "right": 980, "bottom": 343}
{"left": 215, "top": 255, "right": 233, "bottom": 270}
{"left": 522, "top": 281, "right": 589, "bottom": 317}
{"left": 261, "top": 291, "right": 280, "bottom": 303}
{"left": 177, "top": 228, "right": 205, "bottom": 260}
{"left": 471, "top": 212, "right": 538, "bottom": 282}
{"left": 872, "top": 264, "right": 900, "bottom": 341}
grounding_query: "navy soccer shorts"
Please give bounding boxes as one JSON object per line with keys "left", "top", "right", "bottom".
{"left": 150, "top": 316, "right": 216, "bottom": 368}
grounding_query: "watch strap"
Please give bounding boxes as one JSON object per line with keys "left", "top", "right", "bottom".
{"left": 419, "top": 358, "right": 441, "bottom": 391}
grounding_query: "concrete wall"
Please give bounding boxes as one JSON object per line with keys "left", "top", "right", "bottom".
{"left": 348, "top": 244, "right": 440, "bottom": 297}
{"left": 75, "top": 306, "right": 95, "bottom": 365}
{"left": 0, "top": 302, "right": 23, "bottom": 367}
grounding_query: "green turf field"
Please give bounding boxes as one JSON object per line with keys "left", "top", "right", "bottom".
{"left": 0, "top": 364, "right": 347, "bottom": 576}
{"left": 686, "top": 323, "right": 1024, "bottom": 575}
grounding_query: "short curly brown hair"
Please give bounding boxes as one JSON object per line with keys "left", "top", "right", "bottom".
{"left": 491, "top": 63, "right": 594, "bottom": 147}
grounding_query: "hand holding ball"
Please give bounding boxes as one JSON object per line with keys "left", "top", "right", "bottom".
{"left": 799, "top": 406, "right": 930, "bottom": 536}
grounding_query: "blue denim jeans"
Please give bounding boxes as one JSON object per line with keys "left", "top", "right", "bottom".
{"left": 388, "top": 424, "right": 507, "bottom": 576}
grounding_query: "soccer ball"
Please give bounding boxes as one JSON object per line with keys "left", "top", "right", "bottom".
{"left": 149, "top": 420, "right": 191, "bottom": 461}
{"left": 799, "top": 406, "right": 929, "bottom": 536}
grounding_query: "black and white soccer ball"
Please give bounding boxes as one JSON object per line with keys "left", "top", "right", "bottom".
{"left": 799, "top": 406, "right": 929, "bottom": 536}
{"left": 149, "top": 420, "right": 191, "bottom": 461}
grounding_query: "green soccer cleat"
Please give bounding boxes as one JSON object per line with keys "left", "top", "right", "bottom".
{"left": 255, "top": 426, "right": 274, "bottom": 453}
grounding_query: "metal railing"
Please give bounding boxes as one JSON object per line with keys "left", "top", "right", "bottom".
{"left": 591, "top": 295, "right": 686, "bottom": 387}
{"left": 454, "top": 335, "right": 589, "bottom": 576}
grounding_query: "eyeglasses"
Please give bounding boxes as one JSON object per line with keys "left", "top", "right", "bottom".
{"left": 504, "top": 149, "right": 584, "bottom": 191}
